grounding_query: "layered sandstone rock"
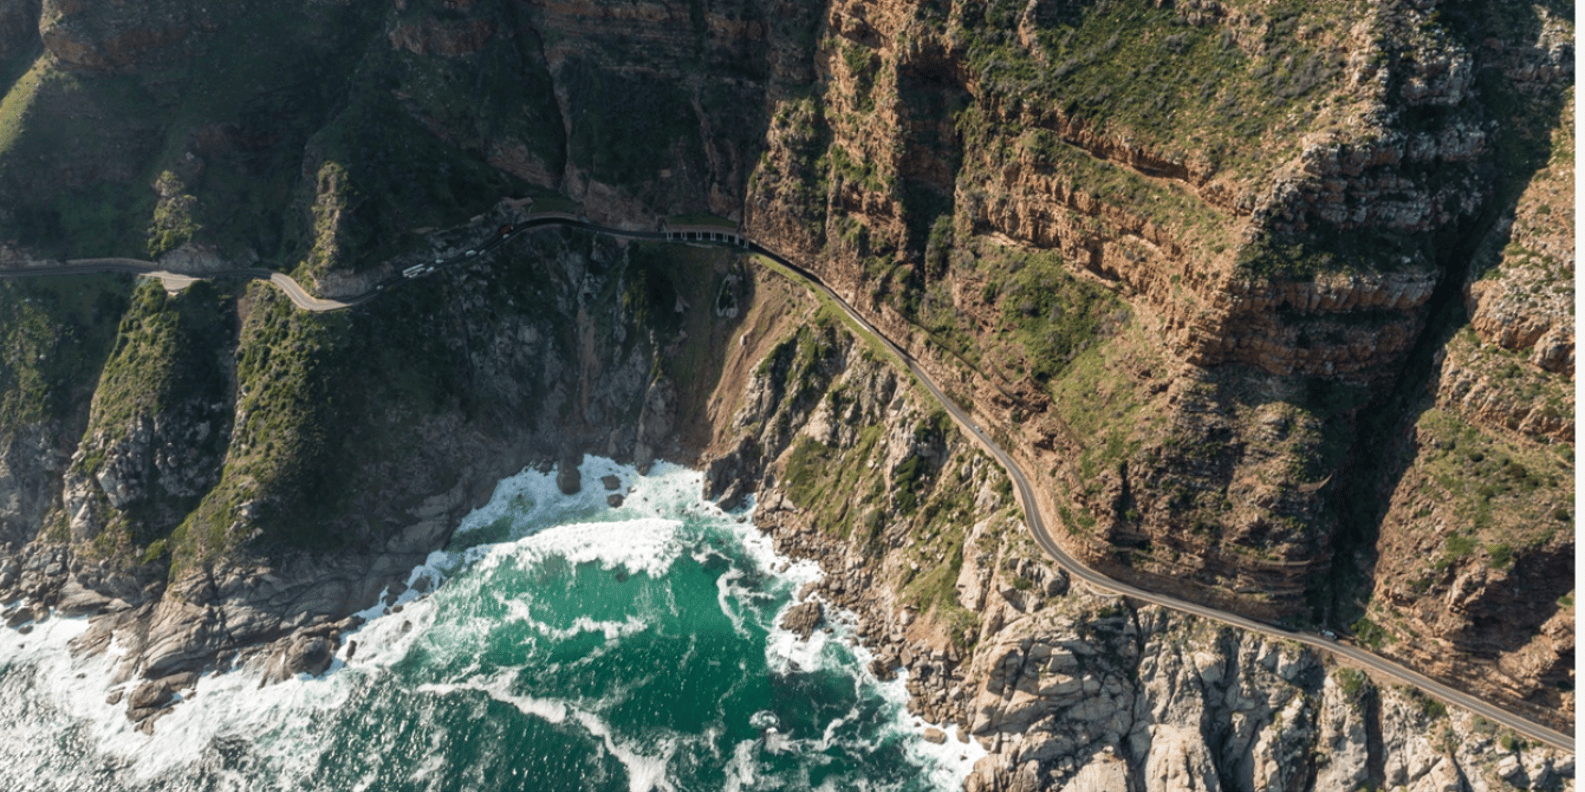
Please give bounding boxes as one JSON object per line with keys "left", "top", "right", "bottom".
{"left": 1361, "top": 95, "right": 1575, "bottom": 729}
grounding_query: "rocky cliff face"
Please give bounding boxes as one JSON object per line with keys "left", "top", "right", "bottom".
{"left": 700, "top": 291, "right": 1575, "bottom": 791}
{"left": 1357, "top": 93, "right": 1576, "bottom": 730}
{"left": 735, "top": 0, "right": 1574, "bottom": 723}
{"left": 0, "top": 0, "right": 1571, "bottom": 767}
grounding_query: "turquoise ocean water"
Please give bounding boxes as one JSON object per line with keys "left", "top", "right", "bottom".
{"left": 0, "top": 459, "right": 980, "bottom": 791}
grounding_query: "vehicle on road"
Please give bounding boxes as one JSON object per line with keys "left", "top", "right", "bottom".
{"left": 1320, "top": 629, "right": 1337, "bottom": 640}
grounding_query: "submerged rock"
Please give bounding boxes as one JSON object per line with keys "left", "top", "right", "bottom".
{"left": 556, "top": 457, "right": 582, "bottom": 495}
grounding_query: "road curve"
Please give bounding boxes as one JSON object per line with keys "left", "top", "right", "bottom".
{"left": 740, "top": 243, "right": 1574, "bottom": 754}
{"left": 3, "top": 219, "right": 1572, "bottom": 752}
{"left": 0, "top": 258, "right": 369, "bottom": 312}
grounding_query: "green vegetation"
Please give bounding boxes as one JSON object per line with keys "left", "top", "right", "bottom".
{"left": 0, "top": 275, "right": 131, "bottom": 427}
{"left": 903, "top": 555, "right": 980, "bottom": 651}
{"left": 168, "top": 228, "right": 724, "bottom": 568}
{"left": 0, "top": 53, "right": 48, "bottom": 158}
{"left": 954, "top": 0, "right": 1352, "bottom": 177}
{"left": 172, "top": 287, "right": 355, "bottom": 564}
{"left": 837, "top": 40, "right": 882, "bottom": 114}
{"left": 750, "top": 94, "right": 830, "bottom": 240}
{"left": 977, "top": 241, "right": 1123, "bottom": 384}
{"left": 1000, "top": 261, "right": 1117, "bottom": 382}
{"left": 145, "top": 172, "right": 202, "bottom": 257}
{"left": 1350, "top": 616, "right": 1390, "bottom": 650}
{"left": 296, "top": 47, "right": 529, "bottom": 275}
{"left": 1235, "top": 232, "right": 1428, "bottom": 280}
{"left": 753, "top": 254, "right": 921, "bottom": 394}
{"left": 561, "top": 57, "right": 704, "bottom": 188}
{"left": 0, "top": 0, "right": 546, "bottom": 267}
{"left": 0, "top": 1, "right": 386, "bottom": 259}
{"left": 84, "top": 280, "right": 235, "bottom": 446}
{"left": 768, "top": 316, "right": 988, "bottom": 649}
{"left": 1399, "top": 686, "right": 1449, "bottom": 721}
{"left": 1414, "top": 405, "right": 1572, "bottom": 572}
{"left": 1485, "top": 542, "right": 1513, "bottom": 570}
{"left": 1014, "top": 124, "right": 1230, "bottom": 248}
{"left": 383, "top": 18, "right": 565, "bottom": 176}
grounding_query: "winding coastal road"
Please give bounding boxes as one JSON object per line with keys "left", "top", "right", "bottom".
{"left": 0, "top": 257, "right": 374, "bottom": 311}
{"left": 1, "top": 216, "right": 1572, "bottom": 752}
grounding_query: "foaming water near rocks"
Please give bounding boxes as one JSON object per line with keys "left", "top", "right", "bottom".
{"left": 0, "top": 458, "right": 983, "bottom": 791}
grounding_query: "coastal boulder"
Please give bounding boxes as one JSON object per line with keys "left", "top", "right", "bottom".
{"left": 779, "top": 601, "right": 824, "bottom": 640}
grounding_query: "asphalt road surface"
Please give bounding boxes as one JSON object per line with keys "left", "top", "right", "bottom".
{"left": 2, "top": 219, "right": 1571, "bottom": 752}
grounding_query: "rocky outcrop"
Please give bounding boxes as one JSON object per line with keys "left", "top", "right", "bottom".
{"left": 39, "top": 0, "right": 214, "bottom": 72}
{"left": 1464, "top": 94, "right": 1576, "bottom": 379}
{"left": 778, "top": 600, "right": 824, "bottom": 640}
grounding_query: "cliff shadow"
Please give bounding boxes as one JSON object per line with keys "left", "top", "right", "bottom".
{"left": 1313, "top": 67, "right": 1573, "bottom": 677}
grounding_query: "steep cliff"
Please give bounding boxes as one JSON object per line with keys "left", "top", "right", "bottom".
{"left": 0, "top": 0, "right": 1571, "bottom": 760}
{"left": 736, "top": 0, "right": 1572, "bottom": 724}
{"left": 1358, "top": 92, "right": 1575, "bottom": 727}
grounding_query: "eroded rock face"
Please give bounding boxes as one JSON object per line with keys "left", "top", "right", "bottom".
{"left": 1463, "top": 95, "right": 1576, "bottom": 380}
{"left": 0, "top": 221, "right": 734, "bottom": 727}
{"left": 1360, "top": 95, "right": 1576, "bottom": 729}
{"left": 0, "top": 422, "right": 70, "bottom": 548}
{"left": 0, "top": 0, "right": 39, "bottom": 63}
{"left": 39, "top": 0, "right": 213, "bottom": 72}
{"left": 778, "top": 600, "right": 824, "bottom": 640}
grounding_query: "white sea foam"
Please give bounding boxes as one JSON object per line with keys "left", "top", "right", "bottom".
{"left": 714, "top": 568, "right": 750, "bottom": 637}
{"left": 455, "top": 456, "right": 640, "bottom": 537}
{"left": 500, "top": 599, "right": 650, "bottom": 644}
{"left": 416, "top": 673, "right": 569, "bottom": 725}
{"left": 0, "top": 455, "right": 979, "bottom": 791}
{"left": 723, "top": 739, "right": 760, "bottom": 792}
{"left": 874, "top": 665, "right": 989, "bottom": 788}
{"left": 572, "top": 709, "right": 677, "bottom": 792}
{"left": 473, "top": 516, "right": 685, "bottom": 580}
{"left": 758, "top": 584, "right": 988, "bottom": 790}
